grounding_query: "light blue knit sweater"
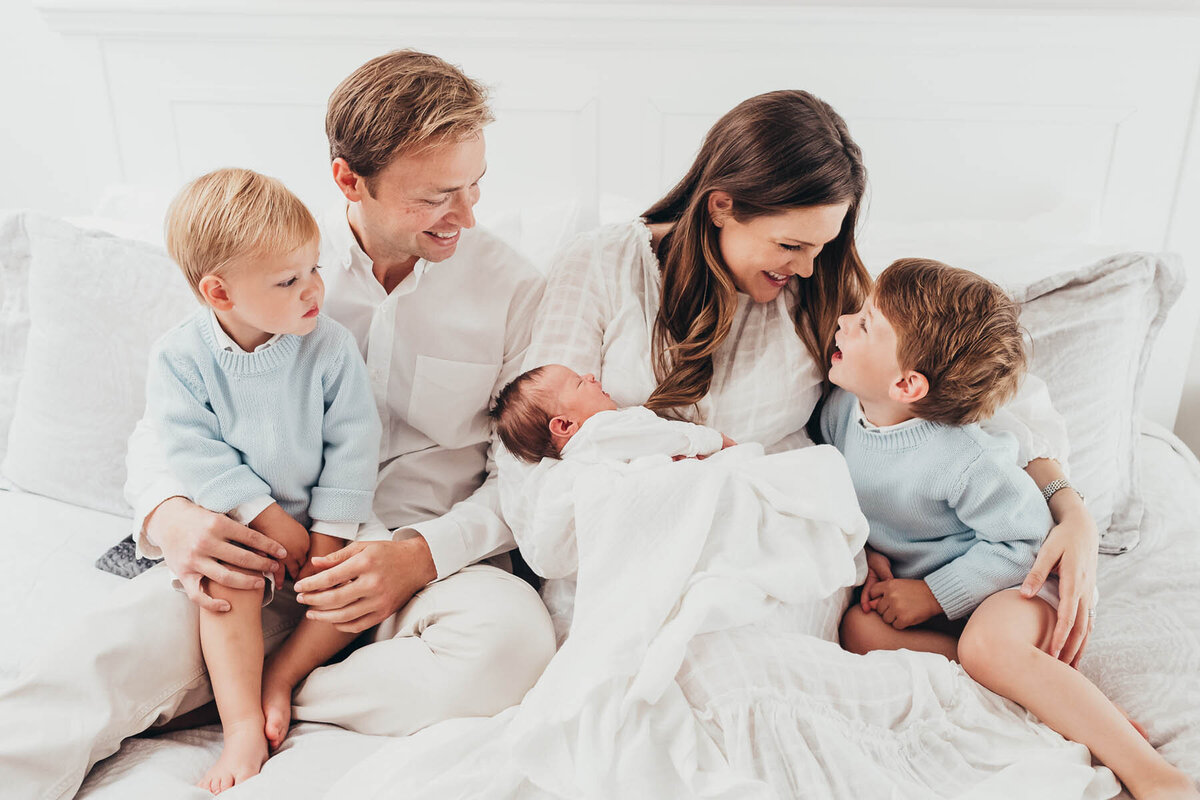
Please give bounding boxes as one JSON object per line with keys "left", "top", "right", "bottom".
{"left": 147, "top": 310, "right": 381, "bottom": 529}
{"left": 820, "top": 388, "right": 1052, "bottom": 620}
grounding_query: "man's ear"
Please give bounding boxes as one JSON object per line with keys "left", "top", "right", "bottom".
{"left": 548, "top": 415, "right": 578, "bottom": 440}
{"left": 890, "top": 370, "right": 929, "bottom": 405}
{"left": 198, "top": 274, "right": 234, "bottom": 311}
{"left": 706, "top": 190, "right": 734, "bottom": 227}
{"left": 332, "top": 158, "right": 368, "bottom": 203}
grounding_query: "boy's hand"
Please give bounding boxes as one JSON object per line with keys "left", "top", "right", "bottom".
{"left": 869, "top": 578, "right": 942, "bottom": 629}
{"left": 860, "top": 547, "right": 894, "bottom": 613}
{"left": 298, "top": 532, "right": 347, "bottom": 582}
{"left": 249, "top": 503, "right": 309, "bottom": 579}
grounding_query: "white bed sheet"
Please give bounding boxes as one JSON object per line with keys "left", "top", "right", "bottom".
{"left": 0, "top": 426, "right": 1196, "bottom": 799}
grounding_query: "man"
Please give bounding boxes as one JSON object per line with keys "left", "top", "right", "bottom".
{"left": 0, "top": 50, "right": 556, "bottom": 799}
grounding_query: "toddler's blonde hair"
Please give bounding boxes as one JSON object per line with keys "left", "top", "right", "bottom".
{"left": 165, "top": 167, "right": 319, "bottom": 302}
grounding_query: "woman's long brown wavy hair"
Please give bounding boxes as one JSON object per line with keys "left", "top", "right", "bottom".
{"left": 642, "top": 90, "right": 869, "bottom": 421}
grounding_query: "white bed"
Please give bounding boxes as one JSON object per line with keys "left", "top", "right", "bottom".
{"left": 1, "top": 421, "right": 1197, "bottom": 799}
{"left": 3, "top": 1, "right": 1200, "bottom": 798}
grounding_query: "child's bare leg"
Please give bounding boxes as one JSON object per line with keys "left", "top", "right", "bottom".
{"left": 840, "top": 604, "right": 959, "bottom": 661}
{"left": 261, "top": 619, "right": 357, "bottom": 749}
{"left": 198, "top": 578, "right": 269, "bottom": 795}
{"left": 959, "top": 592, "right": 1198, "bottom": 800}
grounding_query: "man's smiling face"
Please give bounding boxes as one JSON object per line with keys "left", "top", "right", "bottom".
{"left": 354, "top": 132, "right": 486, "bottom": 265}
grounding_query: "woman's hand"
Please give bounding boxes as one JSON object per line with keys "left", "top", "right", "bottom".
{"left": 294, "top": 535, "right": 438, "bottom": 633}
{"left": 146, "top": 496, "right": 287, "bottom": 612}
{"left": 1021, "top": 500, "right": 1098, "bottom": 666}
{"left": 1021, "top": 458, "right": 1099, "bottom": 667}
{"left": 861, "top": 547, "right": 893, "bottom": 613}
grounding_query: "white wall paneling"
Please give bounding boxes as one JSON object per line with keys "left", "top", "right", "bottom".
{"left": 30, "top": 0, "right": 1200, "bottom": 447}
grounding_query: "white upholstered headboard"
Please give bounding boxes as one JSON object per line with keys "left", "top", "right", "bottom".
{"left": 35, "top": 0, "right": 1200, "bottom": 445}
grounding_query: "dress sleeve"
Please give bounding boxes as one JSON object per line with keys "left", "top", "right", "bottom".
{"left": 522, "top": 232, "right": 613, "bottom": 376}
{"left": 979, "top": 373, "right": 1070, "bottom": 470}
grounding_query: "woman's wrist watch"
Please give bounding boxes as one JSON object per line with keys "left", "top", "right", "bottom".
{"left": 1040, "top": 477, "right": 1083, "bottom": 503}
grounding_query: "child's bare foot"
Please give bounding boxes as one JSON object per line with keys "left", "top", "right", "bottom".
{"left": 261, "top": 667, "right": 296, "bottom": 751}
{"left": 197, "top": 717, "right": 269, "bottom": 794}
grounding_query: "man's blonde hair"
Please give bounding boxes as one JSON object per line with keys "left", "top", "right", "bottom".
{"left": 165, "top": 167, "right": 319, "bottom": 302}
{"left": 875, "top": 258, "right": 1027, "bottom": 426}
{"left": 326, "top": 49, "right": 493, "bottom": 190}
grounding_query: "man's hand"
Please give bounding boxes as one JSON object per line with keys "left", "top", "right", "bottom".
{"left": 248, "top": 503, "right": 309, "bottom": 579}
{"left": 293, "top": 534, "right": 437, "bottom": 633}
{"left": 869, "top": 578, "right": 943, "bottom": 630}
{"left": 297, "top": 532, "right": 347, "bottom": 582}
{"left": 147, "top": 496, "right": 287, "bottom": 613}
{"left": 860, "top": 547, "right": 894, "bottom": 613}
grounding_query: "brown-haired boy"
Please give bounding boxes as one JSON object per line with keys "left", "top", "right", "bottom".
{"left": 826, "top": 258, "right": 1196, "bottom": 800}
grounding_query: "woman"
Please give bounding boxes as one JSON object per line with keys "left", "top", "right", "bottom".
{"left": 521, "top": 89, "right": 1097, "bottom": 657}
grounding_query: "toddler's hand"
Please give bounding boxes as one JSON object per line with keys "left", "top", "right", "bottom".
{"left": 861, "top": 547, "right": 894, "bottom": 613}
{"left": 869, "top": 578, "right": 942, "bottom": 629}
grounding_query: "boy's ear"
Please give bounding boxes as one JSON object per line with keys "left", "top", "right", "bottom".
{"left": 890, "top": 370, "right": 929, "bottom": 405}
{"left": 332, "top": 158, "right": 368, "bottom": 203}
{"left": 548, "top": 415, "right": 578, "bottom": 440}
{"left": 198, "top": 275, "right": 234, "bottom": 311}
{"left": 706, "top": 190, "right": 734, "bottom": 227}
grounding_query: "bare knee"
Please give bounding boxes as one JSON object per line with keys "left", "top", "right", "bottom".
{"left": 839, "top": 606, "right": 878, "bottom": 655}
{"left": 203, "top": 575, "right": 264, "bottom": 609}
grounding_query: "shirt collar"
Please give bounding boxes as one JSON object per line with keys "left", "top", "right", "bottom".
{"left": 321, "top": 201, "right": 433, "bottom": 288}
{"left": 854, "top": 401, "right": 925, "bottom": 433}
{"left": 208, "top": 308, "right": 282, "bottom": 354}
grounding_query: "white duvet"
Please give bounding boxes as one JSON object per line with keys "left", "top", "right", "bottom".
{"left": 325, "top": 444, "right": 1118, "bottom": 800}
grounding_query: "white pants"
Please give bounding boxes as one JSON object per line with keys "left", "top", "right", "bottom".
{"left": 0, "top": 562, "right": 556, "bottom": 800}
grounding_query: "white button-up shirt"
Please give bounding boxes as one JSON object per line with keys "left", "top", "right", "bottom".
{"left": 126, "top": 203, "right": 545, "bottom": 579}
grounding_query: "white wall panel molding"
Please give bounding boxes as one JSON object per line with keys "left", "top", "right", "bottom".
{"left": 32, "top": 0, "right": 1200, "bottom": 440}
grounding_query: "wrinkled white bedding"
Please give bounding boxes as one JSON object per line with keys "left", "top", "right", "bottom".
{"left": 0, "top": 427, "right": 1197, "bottom": 799}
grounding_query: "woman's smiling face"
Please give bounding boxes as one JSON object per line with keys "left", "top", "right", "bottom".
{"left": 710, "top": 194, "right": 849, "bottom": 304}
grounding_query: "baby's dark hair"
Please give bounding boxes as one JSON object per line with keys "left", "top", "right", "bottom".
{"left": 875, "top": 258, "right": 1027, "bottom": 425}
{"left": 489, "top": 366, "right": 561, "bottom": 463}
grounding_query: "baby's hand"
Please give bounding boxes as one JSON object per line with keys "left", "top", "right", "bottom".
{"left": 298, "top": 533, "right": 346, "bottom": 582}
{"left": 869, "top": 578, "right": 942, "bottom": 630}
{"left": 720, "top": 434, "right": 737, "bottom": 449}
{"left": 861, "top": 547, "right": 894, "bottom": 613}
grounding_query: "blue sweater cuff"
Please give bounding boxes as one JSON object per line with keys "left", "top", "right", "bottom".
{"left": 923, "top": 567, "right": 979, "bottom": 621}
{"left": 309, "top": 487, "right": 374, "bottom": 525}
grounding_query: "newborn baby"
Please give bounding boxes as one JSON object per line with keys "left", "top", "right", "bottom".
{"left": 489, "top": 364, "right": 734, "bottom": 464}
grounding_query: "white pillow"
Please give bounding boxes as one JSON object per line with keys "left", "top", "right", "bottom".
{"left": 1, "top": 214, "right": 196, "bottom": 516}
{"left": 0, "top": 212, "right": 34, "bottom": 467}
{"left": 1012, "top": 253, "right": 1183, "bottom": 553}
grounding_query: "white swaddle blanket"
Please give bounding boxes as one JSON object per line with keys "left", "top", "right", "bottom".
{"left": 327, "top": 442, "right": 869, "bottom": 798}
{"left": 326, "top": 441, "right": 1119, "bottom": 800}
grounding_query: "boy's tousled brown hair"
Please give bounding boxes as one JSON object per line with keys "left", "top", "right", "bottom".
{"left": 165, "top": 167, "right": 318, "bottom": 302}
{"left": 326, "top": 49, "right": 493, "bottom": 191}
{"left": 490, "top": 367, "right": 561, "bottom": 464}
{"left": 875, "top": 258, "right": 1026, "bottom": 426}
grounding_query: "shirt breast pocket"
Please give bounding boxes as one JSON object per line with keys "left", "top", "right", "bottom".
{"left": 408, "top": 355, "right": 497, "bottom": 449}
